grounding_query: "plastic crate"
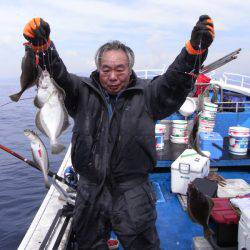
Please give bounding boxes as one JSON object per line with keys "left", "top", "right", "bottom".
{"left": 209, "top": 198, "right": 239, "bottom": 247}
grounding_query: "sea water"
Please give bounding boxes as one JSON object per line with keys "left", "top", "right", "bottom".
{"left": 0, "top": 83, "right": 73, "bottom": 249}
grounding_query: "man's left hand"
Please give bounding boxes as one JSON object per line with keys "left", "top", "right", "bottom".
{"left": 186, "top": 15, "right": 214, "bottom": 55}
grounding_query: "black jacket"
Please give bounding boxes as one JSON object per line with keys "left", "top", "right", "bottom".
{"left": 41, "top": 43, "right": 207, "bottom": 184}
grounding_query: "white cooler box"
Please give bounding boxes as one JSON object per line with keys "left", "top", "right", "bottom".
{"left": 171, "top": 149, "right": 210, "bottom": 195}
{"left": 238, "top": 207, "right": 250, "bottom": 250}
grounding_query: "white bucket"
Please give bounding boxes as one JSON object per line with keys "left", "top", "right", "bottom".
{"left": 198, "top": 106, "right": 217, "bottom": 133}
{"left": 172, "top": 127, "right": 188, "bottom": 137}
{"left": 172, "top": 120, "right": 188, "bottom": 138}
{"left": 172, "top": 120, "right": 188, "bottom": 128}
{"left": 155, "top": 124, "right": 166, "bottom": 150}
{"left": 200, "top": 112, "right": 216, "bottom": 122}
{"left": 198, "top": 127, "right": 214, "bottom": 133}
{"left": 228, "top": 126, "right": 250, "bottom": 155}
{"left": 170, "top": 135, "right": 188, "bottom": 144}
{"left": 160, "top": 120, "right": 172, "bottom": 140}
{"left": 203, "top": 102, "right": 218, "bottom": 112}
{"left": 179, "top": 97, "right": 197, "bottom": 117}
{"left": 198, "top": 120, "right": 215, "bottom": 133}
{"left": 199, "top": 119, "right": 215, "bottom": 127}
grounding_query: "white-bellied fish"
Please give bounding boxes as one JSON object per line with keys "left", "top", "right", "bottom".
{"left": 35, "top": 91, "right": 69, "bottom": 154}
{"left": 34, "top": 70, "right": 65, "bottom": 108}
{"left": 9, "top": 46, "right": 41, "bottom": 102}
{"left": 24, "top": 129, "right": 50, "bottom": 188}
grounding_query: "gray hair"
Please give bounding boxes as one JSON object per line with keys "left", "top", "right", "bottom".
{"left": 95, "top": 40, "right": 135, "bottom": 71}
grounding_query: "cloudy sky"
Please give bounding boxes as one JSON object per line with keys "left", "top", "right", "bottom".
{"left": 0, "top": 0, "right": 250, "bottom": 82}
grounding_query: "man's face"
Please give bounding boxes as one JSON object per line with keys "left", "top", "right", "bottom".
{"left": 99, "top": 49, "right": 131, "bottom": 95}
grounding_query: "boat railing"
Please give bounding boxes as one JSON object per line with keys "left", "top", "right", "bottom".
{"left": 214, "top": 101, "right": 250, "bottom": 113}
{"left": 135, "top": 66, "right": 167, "bottom": 79}
{"left": 222, "top": 72, "right": 250, "bottom": 88}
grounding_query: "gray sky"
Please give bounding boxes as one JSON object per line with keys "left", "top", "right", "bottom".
{"left": 0, "top": 0, "right": 250, "bottom": 82}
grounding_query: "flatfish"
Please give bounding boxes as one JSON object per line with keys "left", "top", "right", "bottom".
{"left": 187, "top": 182, "right": 214, "bottom": 239}
{"left": 35, "top": 91, "right": 69, "bottom": 154}
{"left": 34, "top": 70, "right": 65, "bottom": 108}
{"left": 10, "top": 46, "right": 41, "bottom": 102}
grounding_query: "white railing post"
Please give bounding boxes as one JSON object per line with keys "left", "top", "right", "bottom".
{"left": 224, "top": 74, "right": 228, "bottom": 84}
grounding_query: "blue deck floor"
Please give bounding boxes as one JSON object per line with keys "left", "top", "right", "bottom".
{"left": 151, "top": 171, "right": 249, "bottom": 250}
{"left": 115, "top": 170, "right": 250, "bottom": 249}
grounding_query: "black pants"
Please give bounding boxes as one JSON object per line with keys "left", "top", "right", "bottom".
{"left": 72, "top": 178, "right": 160, "bottom": 250}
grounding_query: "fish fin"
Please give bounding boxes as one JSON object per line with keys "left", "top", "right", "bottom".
{"left": 204, "top": 227, "right": 214, "bottom": 240}
{"left": 34, "top": 95, "right": 42, "bottom": 108}
{"left": 51, "top": 143, "right": 65, "bottom": 154}
{"left": 35, "top": 110, "right": 49, "bottom": 137}
{"left": 43, "top": 172, "right": 50, "bottom": 189}
{"left": 9, "top": 90, "right": 24, "bottom": 102}
{"left": 51, "top": 78, "right": 66, "bottom": 99}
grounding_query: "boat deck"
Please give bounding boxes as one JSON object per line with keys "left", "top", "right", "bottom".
{"left": 151, "top": 171, "right": 250, "bottom": 250}
{"left": 19, "top": 143, "right": 250, "bottom": 250}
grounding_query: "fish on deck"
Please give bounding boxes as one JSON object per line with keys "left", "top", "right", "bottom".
{"left": 187, "top": 182, "right": 214, "bottom": 240}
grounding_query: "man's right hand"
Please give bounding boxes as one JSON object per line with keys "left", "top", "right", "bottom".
{"left": 23, "top": 17, "right": 51, "bottom": 51}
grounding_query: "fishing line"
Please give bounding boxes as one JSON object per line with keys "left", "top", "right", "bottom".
{"left": 0, "top": 97, "right": 34, "bottom": 108}
{"left": 40, "top": 40, "right": 47, "bottom": 72}
{"left": 192, "top": 32, "right": 204, "bottom": 78}
{"left": 39, "top": 35, "right": 53, "bottom": 76}
{"left": 45, "top": 37, "right": 53, "bottom": 76}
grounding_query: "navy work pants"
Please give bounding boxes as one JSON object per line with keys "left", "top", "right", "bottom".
{"left": 72, "top": 178, "right": 160, "bottom": 249}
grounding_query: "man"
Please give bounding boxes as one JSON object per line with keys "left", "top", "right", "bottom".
{"left": 23, "top": 15, "right": 214, "bottom": 249}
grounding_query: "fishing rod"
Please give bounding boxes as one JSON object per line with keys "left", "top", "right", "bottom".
{"left": 200, "top": 48, "right": 241, "bottom": 74}
{"left": 0, "top": 143, "right": 75, "bottom": 189}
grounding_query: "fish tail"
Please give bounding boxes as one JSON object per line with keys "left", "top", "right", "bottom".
{"left": 51, "top": 143, "right": 65, "bottom": 154}
{"left": 9, "top": 91, "right": 23, "bottom": 102}
{"left": 204, "top": 227, "right": 214, "bottom": 240}
{"left": 43, "top": 172, "right": 50, "bottom": 189}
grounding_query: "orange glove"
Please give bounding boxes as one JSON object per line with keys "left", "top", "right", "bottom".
{"left": 186, "top": 15, "right": 214, "bottom": 55}
{"left": 23, "top": 17, "right": 51, "bottom": 52}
